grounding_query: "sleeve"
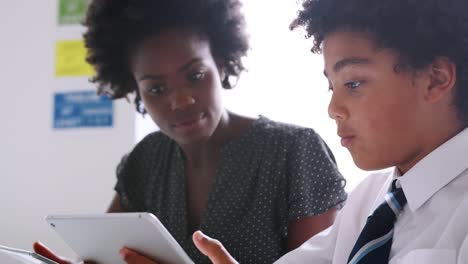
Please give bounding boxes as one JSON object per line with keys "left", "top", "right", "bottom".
{"left": 275, "top": 212, "right": 341, "bottom": 264}
{"left": 114, "top": 152, "right": 145, "bottom": 212}
{"left": 287, "top": 128, "right": 347, "bottom": 220}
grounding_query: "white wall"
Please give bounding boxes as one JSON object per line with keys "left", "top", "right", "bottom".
{"left": 0, "top": 1, "right": 135, "bottom": 263}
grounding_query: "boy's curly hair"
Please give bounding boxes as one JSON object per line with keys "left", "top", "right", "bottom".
{"left": 291, "top": 0, "right": 468, "bottom": 126}
{"left": 83, "top": 0, "right": 249, "bottom": 113}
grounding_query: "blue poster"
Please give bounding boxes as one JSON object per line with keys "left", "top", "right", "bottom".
{"left": 53, "top": 91, "right": 113, "bottom": 129}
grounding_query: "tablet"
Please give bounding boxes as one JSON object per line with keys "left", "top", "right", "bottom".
{"left": 0, "top": 244, "right": 58, "bottom": 264}
{"left": 45, "top": 213, "right": 194, "bottom": 264}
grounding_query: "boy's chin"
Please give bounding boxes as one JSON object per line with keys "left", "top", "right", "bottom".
{"left": 353, "top": 157, "right": 391, "bottom": 171}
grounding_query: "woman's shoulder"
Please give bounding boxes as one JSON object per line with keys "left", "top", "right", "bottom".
{"left": 117, "top": 131, "right": 178, "bottom": 176}
{"left": 253, "top": 116, "right": 321, "bottom": 141}
{"left": 129, "top": 130, "right": 176, "bottom": 157}
{"left": 248, "top": 116, "right": 336, "bottom": 162}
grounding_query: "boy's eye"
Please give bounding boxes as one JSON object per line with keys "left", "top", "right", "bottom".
{"left": 188, "top": 71, "right": 205, "bottom": 82}
{"left": 345, "top": 81, "right": 362, "bottom": 89}
{"left": 145, "top": 84, "right": 166, "bottom": 95}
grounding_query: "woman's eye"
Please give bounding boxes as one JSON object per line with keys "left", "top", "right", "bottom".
{"left": 146, "top": 84, "right": 165, "bottom": 95}
{"left": 345, "top": 81, "right": 362, "bottom": 90}
{"left": 188, "top": 71, "right": 205, "bottom": 82}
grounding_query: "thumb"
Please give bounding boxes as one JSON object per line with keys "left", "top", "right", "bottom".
{"left": 119, "top": 247, "right": 157, "bottom": 264}
{"left": 192, "top": 231, "right": 238, "bottom": 264}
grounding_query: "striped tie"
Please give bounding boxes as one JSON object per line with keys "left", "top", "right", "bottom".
{"left": 347, "top": 179, "right": 407, "bottom": 264}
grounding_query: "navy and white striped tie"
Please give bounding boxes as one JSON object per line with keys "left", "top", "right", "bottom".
{"left": 347, "top": 180, "right": 407, "bottom": 264}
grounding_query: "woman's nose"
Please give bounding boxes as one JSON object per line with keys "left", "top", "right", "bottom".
{"left": 170, "top": 90, "right": 196, "bottom": 111}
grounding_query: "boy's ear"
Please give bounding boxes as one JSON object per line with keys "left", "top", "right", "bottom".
{"left": 424, "top": 57, "right": 457, "bottom": 103}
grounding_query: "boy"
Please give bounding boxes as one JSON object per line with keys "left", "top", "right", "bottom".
{"left": 179, "top": 0, "right": 468, "bottom": 263}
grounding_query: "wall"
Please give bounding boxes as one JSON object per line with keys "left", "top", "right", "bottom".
{"left": 0, "top": 1, "right": 135, "bottom": 263}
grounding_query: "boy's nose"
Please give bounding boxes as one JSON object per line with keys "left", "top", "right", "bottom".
{"left": 328, "top": 93, "right": 347, "bottom": 121}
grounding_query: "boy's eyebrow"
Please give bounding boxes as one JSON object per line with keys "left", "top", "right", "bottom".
{"left": 323, "top": 57, "right": 371, "bottom": 77}
{"left": 138, "top": 58, "right": 203, "bottom": 81}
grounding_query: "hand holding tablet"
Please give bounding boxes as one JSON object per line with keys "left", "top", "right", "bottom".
{"left": 45, "top": 213, "right": 194, "bottom": 264}
{"left": 0, "top": 244, "right": 58, "bottom": 264}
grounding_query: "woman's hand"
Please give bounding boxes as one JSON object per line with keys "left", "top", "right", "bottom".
{"left": 119, "top": 248, "right": 160, "bottom": 264}
{"left": 35, "top": 243, "right": 161, "bottom": 264}
{"left": 33, "top": 242, "right": 75, "bottom": 264}
{"left": 35, "top": 231, "right": 238, "bottom": 264}
{"left": 192, "top": 231, "right": 238, "bottom": 264}
{"left": 121, "top": 231, "right": 239, "bottom": 264}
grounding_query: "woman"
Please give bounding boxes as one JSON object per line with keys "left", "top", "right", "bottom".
{"left": 35, "top": 0, "right": 347, "bottom": 263}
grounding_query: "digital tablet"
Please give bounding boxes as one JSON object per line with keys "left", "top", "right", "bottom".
{"left": 45, "top": 213, "right": 194, "bottom": 264}
{"left": 0, "top": 244, "right": 58, "bottom": 264}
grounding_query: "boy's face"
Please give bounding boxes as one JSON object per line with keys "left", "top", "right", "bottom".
{"left": 323, "top": 30, "right": 429, "bottom": 172}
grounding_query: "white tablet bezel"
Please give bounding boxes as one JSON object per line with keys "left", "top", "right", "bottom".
{"left": 45, "top": 212, "right": 194, "bottom": 264}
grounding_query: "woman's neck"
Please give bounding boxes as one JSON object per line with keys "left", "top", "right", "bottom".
{"left": 179, "top": 111, "right": 254, "bottom": 168}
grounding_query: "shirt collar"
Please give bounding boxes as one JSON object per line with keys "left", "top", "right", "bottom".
{"left": 398, "top": 127, "right": 468, "bottom": 212}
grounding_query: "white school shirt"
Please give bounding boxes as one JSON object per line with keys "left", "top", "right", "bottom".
{"left": 277, "top": 128, "right": 468, "bottom": 264}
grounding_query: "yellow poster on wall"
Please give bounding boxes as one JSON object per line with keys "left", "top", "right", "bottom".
{"left": 55, "top": 39, "right": 95, "bottom": 77}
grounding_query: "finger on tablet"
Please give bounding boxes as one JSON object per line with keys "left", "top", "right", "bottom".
{"left": 192, "top": 231, "right": 238, "bottom": 264}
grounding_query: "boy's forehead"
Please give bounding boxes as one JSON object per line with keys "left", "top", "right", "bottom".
{"left": 323, "top": 31, "right": 377, "bottom": 57}
{"left": 322, "top": 32, "right": 373, "bottom": 68}
{"left": 322, "top": 30, "right": 396, "bottom": 74}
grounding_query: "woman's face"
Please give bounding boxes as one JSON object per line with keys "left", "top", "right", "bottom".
{"left": 130, "top": 30, "right": 225, "bottom": 145}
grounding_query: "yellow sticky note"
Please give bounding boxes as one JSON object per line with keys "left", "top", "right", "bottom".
{"left": 55, "top": 39, "right": 95, "bottom": 77}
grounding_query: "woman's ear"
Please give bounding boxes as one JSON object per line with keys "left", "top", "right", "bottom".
{"left": 425, "top": 57, "right": 457, "bottom": 103}
{"left": 215, "top": 60, "right": 226, "bottom": 81}
{"left": 220, "top": 68, "right": 226, "bottom": 81}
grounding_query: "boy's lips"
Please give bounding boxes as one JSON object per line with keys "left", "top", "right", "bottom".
{"left": 338, "top": 129, "right": 355, "bottom": 147}
{"left": 340, "top": 136, "right": 355, "bottom": 147}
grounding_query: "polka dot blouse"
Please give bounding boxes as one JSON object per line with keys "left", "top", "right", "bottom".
{"left": 115, "top": 116, "right": 347, "bottom": 264}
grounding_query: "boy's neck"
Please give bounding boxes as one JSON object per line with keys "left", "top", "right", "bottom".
{"left": 397, "top": 120, "right": 464, "bottom": 175}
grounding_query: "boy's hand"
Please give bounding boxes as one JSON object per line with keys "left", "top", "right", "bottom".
{"left": 192, "top": 231, "right": 238, "bottom": 264}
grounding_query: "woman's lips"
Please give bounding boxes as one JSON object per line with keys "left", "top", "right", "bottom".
{"left": 172, "top": 113, "right": 206, "bottom": 132}
{"left": 175, "top": 118, "right": 200, "bottom": 127}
